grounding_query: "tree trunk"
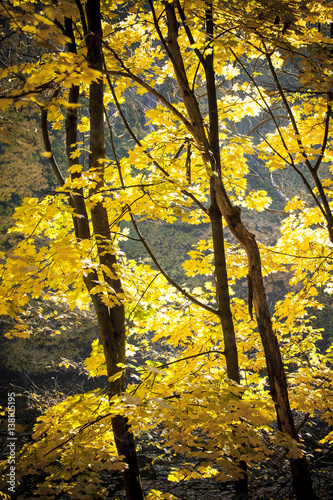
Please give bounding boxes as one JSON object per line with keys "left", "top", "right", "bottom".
{"left": 163, "top": 2, "right": 316, "bottom": 498}
{"left": 213, "top": 177, "right": 316, "bottom": 500}
{"left": 210, "top": 195, "right": 240, "bottom": 383}
{"left": 205, "top": 1, "right": 247, "bottom": 492}
{"left": 204, "top": 2, "right": 241, "bottom": 386}
{"left": 83, "top": 1, "right": 144, "bottom": 498}
{"left": 164, "top": 1, "right": 248, "bottom": 496}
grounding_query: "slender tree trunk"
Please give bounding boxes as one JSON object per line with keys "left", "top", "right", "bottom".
{"left": 213, "top": 178, "right": 316, "bottom": 500}
{"left": 204, "top": 2, "right": 241, "bottom": 386}
{"left": 210, "top": 198, "right": 248, "bottom": 499}
{"left": 204, "top": 2, "right": 247, "bottom": 495}
{"left": 164, "top": 1, "right": 247, "bottom": 495}
{"left": 83, "top": 2, "right": 144, "bottom": 498}
{"left": 64, "top": 17, "right": 90, "bottom": 240}
{"left": 210, "top": 196, "right": 240, "bottom": 383}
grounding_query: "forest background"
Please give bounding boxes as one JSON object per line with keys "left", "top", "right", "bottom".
{"left": 0, "top": 1, "right": 332, "bottom": 499}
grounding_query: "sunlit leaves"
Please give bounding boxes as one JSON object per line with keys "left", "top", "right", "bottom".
{"left": 244, "top": 190, "right": 272, "bottom": 211}
{"left": 0, "top": 0, "right": 333, "bottom": 497}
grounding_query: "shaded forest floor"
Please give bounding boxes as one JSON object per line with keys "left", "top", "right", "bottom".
{"left": 1, "top": 369, "right": 332, "bottom": 500}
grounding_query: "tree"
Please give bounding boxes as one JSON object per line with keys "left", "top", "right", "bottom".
{"left": 140, "top": 2, "right": 315, "bottom": 497}
{"left": 0, "top": 1, "right": 333, "bottom": 499}
{"left": 0, "top": 0, "right": 145, "bottom": 498}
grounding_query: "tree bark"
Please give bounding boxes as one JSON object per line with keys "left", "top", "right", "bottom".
{"left": 204, "top": 3, "right": 247, "bottom": 496}
{"left": 204, "top": 1, "right": 240, "bottom": 386}
{"left": 165, "top": 1, "right": 247, "bottom": 496}
{"left": 213, "top": 177, "right": 316, "bottom": 500}
{"left": 64, "top": 17, "right": 90, "bottom": 241}
{"left": 210, "top": 196, "right": 240, "bottom": 383}
{"left": 163, "top": 2, "right": 316, "bottom": 498}
{"left": 83, "top": 2, "right": 144, "bottom": 498}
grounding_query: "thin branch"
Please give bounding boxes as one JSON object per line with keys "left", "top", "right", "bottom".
{"left": 262, "top": 247, "right": 333, "bottom": 261}
{"left": 42, "top": 408, "right": 115, "bottom": 457}
{"left": 257, "top": 129, "right": 325, "bottom": 216}
{"left": 40, "top": 91, "right": 65, "bottom": 187}
{"left": 311, "top": 444, "right": 333, "bottom": 465}
{"left": 181, "top": 188, "right": 208, "bottom": 213}
{"left": 0, "top": 79, "right": 56, "bottom": 101}
{"left": 105, "top": 74, "right": 169, "bottom": 177}
{"left": 130, "top": 213, "right": 219, "bottom": 317}
{"left": 127, "top": 273, "right": 161, "bottom": 322}
{"left": 109, "top": 231, "right": 141, "bottom": 242}
{"left": 257, "top": 131, "right": 292, "bottom": 166}
{"left": 265, "top": 50, "right": 313, "bottom": 171}
{"left": 108, "top": 195, "right": 145, "bottom": 229}
{"left": 102, "top": 58, "right": 193, "bottom": 133}
{"left": 160, "top": 349, "right": 226, "bottom": 368}
{"left": 147, "top": 0, "right": 180, "bottom": 77}
{"left": 75, "top": 0, "right": 88, "bottom": 37}
{"left": 86, "top": 182, "right": 166, "bottom": 197}
{"left": 0, "top": 57, "right": 26, "bottom": 83}
{"left": 313, "top": 94, "right": 332, "bottom": 172}
{"left": 265, "top": 208, "right": 287, "bottom": 214}
{"left": 265, "top": 51, "right": 333, "bottom": 231}
{"left": 247, "top": 115, "right": 289, "bottom": 137}
{"left": 230, "top": 47, "right": 294, "bottom": 166}
{"left": 175, "top": 0, "right": 204, "bottom": 65}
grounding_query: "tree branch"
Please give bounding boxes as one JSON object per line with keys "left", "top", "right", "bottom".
{"left": 230, "top": 47, "right": 294, "bottom": 166}
{"left": 102, "top": 52, "right": 193, "bottom": 133}
{"left": 105, "top": 73, "right": 208, "bottom": 213}
{"left": 129, "top": 213, "right": 219, "bottom": 317}
{"left": 160, "top": 349, "right": 226, "bottom": 368}
{"left": 40, "top": 92, "right": 65, "bottom": 187}
{"left": 313, "top": 93, "right": 332, "bottom": 173}
{"left": 265, "top": 50, "right": 313, "bottom": 171}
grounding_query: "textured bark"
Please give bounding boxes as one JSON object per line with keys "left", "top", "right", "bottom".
{"left": 210, "top": 197, "right": 240, "bottom": 383}
{"left": 84, "top": 2, "right": 144, "bottom": 498}
{"left": 204, "top": 1, "right": 240, "bottom": 386}
{"left": 213, "top": 180, "right": 296, "bottom": 433}
{"left": 164, "top": 2, "right": 316, "bottom": 498}
{"left": 85, "top": 0, "right": 124, "bottom": 386}
{"left": 64, "top": 17, "right": 90, "bottom": 241}
{"left": 204, "top": 3, "right": 246, "bottom": 496}
{"left": 165, "top": 1, "right": 247, "bottom": 496}
{"left": 44, "top": 13, "right": 141, "bottom": 498}
{"left": 213, "top": 178, "right": 316, "bottom": 500}
{"left": 164, "top": 2, "right": 241, "bottom": 384}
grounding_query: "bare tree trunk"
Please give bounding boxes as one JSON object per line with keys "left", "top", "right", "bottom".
{"left": 204, "top": 2, "right": 246, "bottom": 494}
{"left": 210, "top": 196, "right": 240, "bottom": 383}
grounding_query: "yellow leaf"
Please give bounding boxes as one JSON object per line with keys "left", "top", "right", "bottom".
{"left": 69, "top": 149, "right": 81, "bottom": 159}
{"left": 40, "top": 151, "right": 53, "bottom": 158}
